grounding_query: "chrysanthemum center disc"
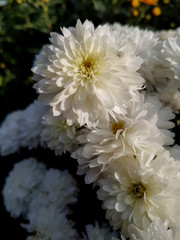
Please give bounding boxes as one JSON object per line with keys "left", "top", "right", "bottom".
{"left": 111, "top": 121, "right": 124, "bottom": 134}
{"left": 78, "top": 58, "right": 96, "bottom": 80}
{"left": 130, "top": 183, "right": 146, "bottom": 198}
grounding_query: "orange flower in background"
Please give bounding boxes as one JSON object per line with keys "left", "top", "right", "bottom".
{"left": 140, "top": 0, "right": 158, "bottom": 5}
{"left": 152, "top": 6, "right": 161, "bottom": 16}
{"left": 131, "top": 0, "right": 140, "bottom": 7}
{"left": 132, "top": 8, "right": 139, "bottom": 16}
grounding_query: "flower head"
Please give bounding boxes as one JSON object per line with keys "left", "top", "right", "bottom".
{"left": 97, "top": 151, "right": 180, "bottom": 235}
{"left": 2, "top": 158, "right": 46, "bottom": 218}
{"left": 72, "top": 93, "right": 174, "bottom": 184}
{"left": 32, "top": 20, "right": 144, "bottom": 128}
{"left": 28, "top": 168, "right": 78, "bottom": 214}
{"left": 82, "top": 222, "right": 114, "bottom": 240}
{"left": 0, "top": 110, "right": 22, "bottom": 156}
{"left": 23, "top": 205, "right": 77, "bottom": 240}
{"left": 0, "top": 101, "right": 47, "bottom": 156}
{"left": 41, "top": 112, "right": 80, "bottom": 155}
{"left": 128, "top": 217, "right": 180, "bottom": 240}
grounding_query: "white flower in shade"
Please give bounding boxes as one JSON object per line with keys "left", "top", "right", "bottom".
{"left": 82, "top": 222, "right": 115, "bottom": 240}
{"left": 0, "top": 101, "right": 47, "bottom": 156}
{"left": 28, "top": 168, "right": 78, "bottom": 213}
{"left": 71, "top": 93, "right": 175, "bottom": 184}
{"left": 32, "top": 19, "right": 144, "bottom": 128}
{"left": 18, "top": 100, "right": 48, "bottom": 149}
{"left": 161, "top": 32, "right": 180, "bottom": 81}
{"left": 2, "top": 158, "right": 46, "bottom": 218}
{"left": 0, "top": 110, "right": 22, "bottom": 156}
{"left": 156, "top": 79, "right": 180, "bottom": 113}
{"left": 128, "top": 217, "right": 180, "bottom": 240}
{"left": 97, "top": 151, "right": 180, "bottom": 236}
{"left": 41, "top": 112, "right": 80, "bottom": 155}
{"left": 23, "top": 205, "right": 77, "bottom": 240}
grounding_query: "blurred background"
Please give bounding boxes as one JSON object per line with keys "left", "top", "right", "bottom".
{"left": 0, "top": 0, "right": 180, "bottom": 239}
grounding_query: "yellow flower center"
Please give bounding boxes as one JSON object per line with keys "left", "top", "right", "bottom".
{"left": 111, "top": 121, "right": 124, "bottom": 134}
{"left": 130, "top": 183, "right": 146, "bottom": 198}
{"left": 78, "top": 57, "right": 98, "bottom": 81}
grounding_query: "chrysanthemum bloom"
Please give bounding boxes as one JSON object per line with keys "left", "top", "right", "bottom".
{"left": 41, "top": 112, "right": 80, "bottom": 155}
{"left": 111, "top": 23, "right": 166, "bottom": 92}
{"left": 0, "top": 101, "right": 47, "bottom": 156}
{"left": 2, "top": 158, "right": 46, "bottom": 218}
{"left": 128, "top": 217, "right": 180, "bottom": 240}
{"left": 28, "top": 168, "right": 78, "bottom": 214}
{"left": 97, "top": 151, "right": 180, "bottom": 236}
{"left": 32, "top": 20, "right": 144, "bottom": 128}
{"left": 22, "top": 205, "right": 78, "bottom": 240}
{"left": 0, "top": 110, "right": 22, "bottom": 156}
{"left": 72, "top": 93, "right": 174, "bottom": 184}
{"left": 18, "top": 100, "right": 48, "bottom": 149}
{"left": 82, "top": 222, "right": 114, "bottom": 240}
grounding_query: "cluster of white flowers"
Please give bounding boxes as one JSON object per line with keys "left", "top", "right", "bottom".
{"left": 1, "top": 20, "right": 180, "bottom": 239}
{"left": 2, "top": 157, "right": 78, "bottom": 240}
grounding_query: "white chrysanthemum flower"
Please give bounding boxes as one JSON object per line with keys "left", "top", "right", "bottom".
{"left": 82, "top": 222, "right": 114, "bottom": 240}
{"left": 0, "top": 110, "right": 22, "bottom": 155}
{"left": 2, "top": 158, "right": 46, "bottom": 218}
{"left": 28, "top": 168, "right": 78, "bottom": 213}
{"left": 23, "top": 205, "right": 77, "bottom": 240}
{"left": 0, "top": 101, "right": 47, "bottom": 156}
{"left": 18, "top": 100, "right": 48, "bottom": 149}
{"left": 41, "top": 112, "right": 80, "bottom": 155}
{"left": 112, "top": 23, "right": 158, "bottom": 69}
{"left": 72, "top": 93, "right": 174, "bottom": 183}
{"left": 128, "top": 217, "right": 180, "bottom": 240}
{"left": 32, "top": 19, "right": 144, "bottom": 128}
{"left": 111, "top": 23, "right": 169, "bottom": 91}
{"left": 97, "top": 151, "right": 180, "bottom": 236}
{"left": 161, "top": 32, "right": 180, "bottom": 81}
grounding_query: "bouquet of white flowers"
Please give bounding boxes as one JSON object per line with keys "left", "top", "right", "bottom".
{"left": 1, "top": 20, "right": 180, "bottom": 240}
